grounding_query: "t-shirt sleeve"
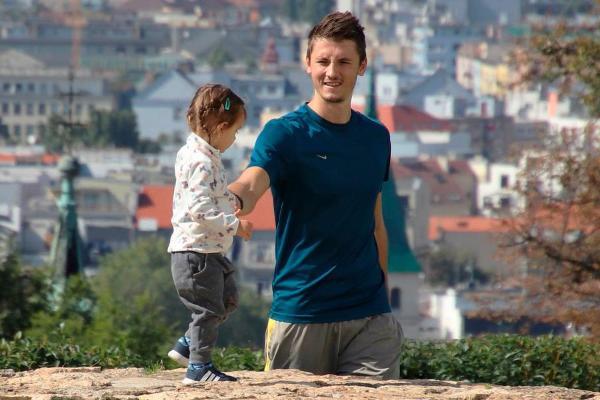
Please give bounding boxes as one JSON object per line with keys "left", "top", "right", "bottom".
{"left": 248, "top": 118, "right": 290, "bottom": 185}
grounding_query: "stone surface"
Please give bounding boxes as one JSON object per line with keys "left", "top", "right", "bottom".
{"left": 0, "top": 367, "right": 598, "bottom": 400}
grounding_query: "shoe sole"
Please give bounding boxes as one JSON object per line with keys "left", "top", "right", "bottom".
{"left": 181, "top": 377, "right": 235, "bottom": 384}
{"left": 167, "top": 350, "right": 189, "bottom": 367}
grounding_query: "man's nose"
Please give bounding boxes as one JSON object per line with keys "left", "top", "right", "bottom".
{"left": 325, "top": 62, "right": 338, "bottom": 77}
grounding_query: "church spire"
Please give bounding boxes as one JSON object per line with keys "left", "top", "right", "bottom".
{"left": 365, "top": 63, "right": 421, "bottom": 274}
{"left": 50, "top": 155, "right": 84, "bottom": 279}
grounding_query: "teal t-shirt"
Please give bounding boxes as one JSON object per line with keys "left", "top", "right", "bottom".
{"left": 248, "top": 104, "right": 391, "bottom": 323}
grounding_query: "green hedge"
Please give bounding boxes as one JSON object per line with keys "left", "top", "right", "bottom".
{"left": 0, "top": 336, "right": 263, "bottom": 372}
{"left": 2, "top": 334, "right": 598, "bottom": 391}
{"left": 399, "top": 335, "right": 600, "bottom": 391}
{"left": 0, "top": 335, "right": 144, "bottom": 370}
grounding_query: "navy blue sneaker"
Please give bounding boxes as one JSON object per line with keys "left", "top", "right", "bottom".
{"left": 167, "top": 336, "right": 190, "bottom": 367}
{"left": 182, "top": 362, "right": 237, "bottom": 384}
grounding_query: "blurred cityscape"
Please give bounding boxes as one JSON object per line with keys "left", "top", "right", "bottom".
{"left": 0, "top": 0, "right": 597, "bottom": 340}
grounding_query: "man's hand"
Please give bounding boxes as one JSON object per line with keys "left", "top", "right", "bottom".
{"left": 236, "top": 219, "right": 253, "bottom": 241}
{"left": 228, "top": 167, "right": 270, "bottom": 216}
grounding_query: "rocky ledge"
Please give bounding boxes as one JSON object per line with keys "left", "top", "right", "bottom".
{"left": 0, "top": 367, "right": 598, "bottom": 400}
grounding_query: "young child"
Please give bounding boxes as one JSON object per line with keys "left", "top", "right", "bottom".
{"left": 167, "top": 84, "right": 252, "bottom": 384}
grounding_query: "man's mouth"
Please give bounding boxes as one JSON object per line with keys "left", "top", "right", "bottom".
{"left": 323, "top": 82, "right": 341, "bottom": 87}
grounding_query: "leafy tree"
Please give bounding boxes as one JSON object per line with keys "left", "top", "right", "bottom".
{"left": 89, "top": 236, "right": 182, "bottom": 361}
{"left": 87, "top": 110, "right": 139, "bottom": 149}
{"left": 492, "top": 20, "right": 600, "bottom": 339}
{"left": 207, "top": 47, "right": 233, "bottom": 69}
{"left": 427, "top": 246, "right": 491, "bottom": 287}
{"left": 281, "top": 0, "right": 299, "bottom": 21}
{"left": 280, "top": 0, "right": 334, "bottom": 24}
{"left": 27, "top": 275, "right": 96, "bottom": 343}
{"left": 42, "top": 114, "right": 88, "bottom": 153}
{"left": 42, "top": 110, "right": 139, "bottom": 152}
{"left": 23, "top": 236, "right": 273, "bottom": 362}
{"left": 218, "top": 289, "right": 270, "bottom": 348}
{"left": 136, "top": 138, "right": 162, "bottom": 154}
{"left": 0, "top": 249, "right": 50, "bottom": 339}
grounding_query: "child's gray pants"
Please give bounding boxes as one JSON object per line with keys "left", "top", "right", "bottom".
{"left": 171, "top": 251, "right": 238, "bottom": 364}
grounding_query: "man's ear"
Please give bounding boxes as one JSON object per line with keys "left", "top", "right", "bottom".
{"left": 358, "top": 57, "right": 368, "bottom": 76}
{"left": 305, "top": 56, "right": 311, "bottom": 74}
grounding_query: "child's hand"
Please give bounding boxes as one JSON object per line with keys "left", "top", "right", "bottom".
{"left": 236, "top": 220, "right": 253, "bottom": 241}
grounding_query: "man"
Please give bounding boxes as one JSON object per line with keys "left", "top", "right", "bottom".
{"left": 228, "top": 11, "right": 403, "bottom": 379}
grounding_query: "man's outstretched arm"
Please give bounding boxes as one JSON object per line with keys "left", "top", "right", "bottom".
{"left": 228, "top": 166, "right": 270, "bottom": 216}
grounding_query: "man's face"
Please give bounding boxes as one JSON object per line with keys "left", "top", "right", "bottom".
{"left": 306, "top": 38, "right": 367, "bottom": 105}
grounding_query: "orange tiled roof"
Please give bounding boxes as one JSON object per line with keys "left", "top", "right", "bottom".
{"left": 0, "top": 153, "right": 59, "bottom": 165}
{"left": 42, "top": 154, "right": 60, "bottom": 165}
{"left": 353, "top": 104, "right": 453, "bottom": 133}
{"left": 0, "top": 154, "right": 17, "bottom": 165}
{"left": 245, "top": 190, "right": 275, "bottom": 231}
{"left": 136, "top": 185, "right": 174, "bottom": 230}
{"left": 429, "top": 215, "right": 508, "bottom": 241}
{"left": 136, "top": 185, "right": 276, "bottom": 232}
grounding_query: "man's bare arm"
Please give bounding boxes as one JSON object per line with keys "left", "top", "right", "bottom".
{"left": 373, "top": 192, "right": 388, "bottom": 278}
{"left": 228, "top": 166, "right": 270, "bottom": 216}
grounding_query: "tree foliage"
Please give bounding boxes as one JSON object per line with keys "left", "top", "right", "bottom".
{"left": 495, "top": 20, "right": 600, "bottom": 339}
{"left": 42, "top": 110, "right": 139, "bottom": 152}
{"left": 280, "top": 0, "right": 335, "bottom": 24}
{"left": 207, "top": 47, "right": 233, "bottom": 69}
{"left": 23, "top": 236, "right": 271, "bottom": 362}
{"left": 0, "top": 249, "right": 49, "bottom": 339}
{"left": 426, "top": 246, "right": 491, "bottom": 287}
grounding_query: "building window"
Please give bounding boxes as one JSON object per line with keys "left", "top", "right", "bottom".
{"left": 39, "top": 103, "right": 46, "bottom": 115}
{"left": 26, "top": 103, "right": 34, "bottom": 115}
{"left": 2, "top": 82, "right": 10, "bottom": 93}
{"left": 390, "top": 288, "right": 401, "bottom": 310}
{"left": 173, "top": 106, "right": 182, "bottom": 121}
{"left": 13, "top": 103, "right": 21, "bottom": 115}
{"left": 1, "top": 102, "right": 8, "bottom": 114}
{"left": 500, "top": 174, "right": 509, "bottom": 188}
{"left": 14, "top": 125, "right": 21, "bottom": 136}
{"left": 15, "top": 83, "right": 22, "bottom": 93}
{"left": 26, "top": 125, "right": 34, "bottom": 135}
{"left": 27, "top": 82, "right": 35, "bottom": 93}
{"left": 500, "top": 197, "right": 511, "bottom": 208}
{"left": 483, "top": 196, "right": 492, "bottom": 208}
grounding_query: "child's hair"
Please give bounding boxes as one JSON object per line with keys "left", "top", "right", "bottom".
{"left": 187, "top": 84, "right": 246, "bottom": 138}
{"left": 306, "top": 11, "right": 366, "bottom": 63}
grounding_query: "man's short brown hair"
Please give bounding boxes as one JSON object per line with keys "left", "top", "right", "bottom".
{"left": 306, "top": 11, "right": 366, "bottom": 63}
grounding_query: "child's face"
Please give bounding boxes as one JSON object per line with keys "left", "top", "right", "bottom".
{"left": 213, "top": 112, "right": 245, "bottom": 152}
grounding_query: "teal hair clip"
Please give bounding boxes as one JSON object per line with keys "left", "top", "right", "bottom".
{"left": 224, "top": 97, "right": 231, "bottom": 111}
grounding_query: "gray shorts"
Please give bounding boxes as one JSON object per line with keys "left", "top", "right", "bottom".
{"left": 264, "top": 313, "right": 404, "bottom": 379}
